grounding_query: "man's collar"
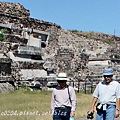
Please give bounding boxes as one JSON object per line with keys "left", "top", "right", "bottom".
{"left": 102, "top": 79, "right": 113, "bottom": 85}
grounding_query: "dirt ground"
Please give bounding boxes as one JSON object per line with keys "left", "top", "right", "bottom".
{"left": 77, "top": 117, "right": 120, "bottom": 120}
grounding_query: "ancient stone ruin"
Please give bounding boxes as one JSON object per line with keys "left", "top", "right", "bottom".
{"left": 0, "top": 2, "right": 120, "bottom": 93}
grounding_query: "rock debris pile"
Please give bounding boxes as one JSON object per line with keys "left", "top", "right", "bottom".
{"left": 0, "top": 2, "right": 120, "bottom": 93}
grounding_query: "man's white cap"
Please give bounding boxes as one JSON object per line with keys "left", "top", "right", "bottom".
{"left": 56, "top": 72, "right": 69, "bottom": 81}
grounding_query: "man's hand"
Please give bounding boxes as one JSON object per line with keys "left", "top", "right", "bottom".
{"left": 88, "top": 109, "right": 94, "bottom": 114}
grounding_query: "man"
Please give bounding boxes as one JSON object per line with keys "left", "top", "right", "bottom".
{"left": 51, "top": 72, "right": 77, "bottom": 120}
{"left": 88, "top": 68, "right": 120, "bottom": 120}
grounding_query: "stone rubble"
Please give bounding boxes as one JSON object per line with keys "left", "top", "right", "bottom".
{"left": 0, "top": 2, "right": 120, "bottom": 92}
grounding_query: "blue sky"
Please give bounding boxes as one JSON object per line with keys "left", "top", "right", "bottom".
{"left": 1, "top": 0, "right": 120, "bottom": 36}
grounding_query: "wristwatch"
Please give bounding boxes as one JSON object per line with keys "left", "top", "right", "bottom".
{"left": 116, "top": 108, "right": 120, "bottom": 111}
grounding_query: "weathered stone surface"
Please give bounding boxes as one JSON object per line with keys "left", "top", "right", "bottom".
{"left": 0, "top": 1, "right": 120, "bottom": 92}
{"left": 0, "top": 82, "right": 14, "bottom": 93}
{"left": 0, "top": 2, "right": 30, "bottom": 18}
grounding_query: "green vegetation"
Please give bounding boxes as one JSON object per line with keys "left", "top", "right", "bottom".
{"left": 104, "top": 39, "right": 114, "bottom": 45}
{"left": 0, "top": 29, "right": 7, "bottom": 41}
{"left": 1, "top": 29, "right": 8, "bottom": 33}
{"left": 69, "top": 29, "right": 96, "bottom": 38}
{"left": 13, "top": 13, "right": 18, "bottom": 17}
{"left": 69, "top": 29, "right": 80, "bottom": 33}
{"left": 69, "top": 29, "right": 116, "bottom": 45}
{"left": 0, "top": 88, "right": 94, "bottom": 120}
{"left": 74, "top": 69, "right": 78, "bottom": 73}
{"left": 0, "top": 33, "right": 4, "bottom": 41}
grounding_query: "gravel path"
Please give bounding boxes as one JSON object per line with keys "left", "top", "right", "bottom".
{"left": 76, "top": 117, "right": 120, "bottom": 120}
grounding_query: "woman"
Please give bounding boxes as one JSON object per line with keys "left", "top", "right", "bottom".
{"left": 51, "top": 72, "right": 77, "bottom": 120}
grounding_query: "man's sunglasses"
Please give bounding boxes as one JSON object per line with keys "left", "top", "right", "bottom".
{"left": 104, "top": 75, "right": 113, "bottom": 77}
{"left": 57, "top": 80, "right": 66, "bottom": 83}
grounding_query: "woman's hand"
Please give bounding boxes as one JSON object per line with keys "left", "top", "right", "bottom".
{"left": 70, "top": 111, "right": 75, "bottom": 117}
{"left": 115, "top": 109, "right": 119, "bottom": 118}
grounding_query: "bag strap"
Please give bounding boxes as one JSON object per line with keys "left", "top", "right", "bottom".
{"left": 67, "top": 85, "right": 72, "bottom": 104}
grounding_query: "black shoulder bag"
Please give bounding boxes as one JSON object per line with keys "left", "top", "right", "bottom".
{"left": 67, "top": 85, "right": 72, "bottom": 104}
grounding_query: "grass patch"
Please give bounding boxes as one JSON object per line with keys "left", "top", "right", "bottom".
{"left": 0, "top": 88, "right": 94, "bottom": 120}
